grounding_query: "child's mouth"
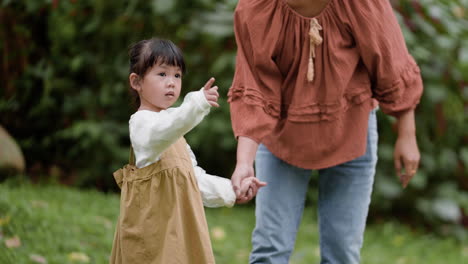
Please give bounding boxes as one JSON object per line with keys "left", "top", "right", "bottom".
{"left": 165, "top": 92, "right": 175, "bottom": 97}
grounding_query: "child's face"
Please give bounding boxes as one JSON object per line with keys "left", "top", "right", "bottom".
{"left": 133, "top": 63, "right": 182, "bottom": 112}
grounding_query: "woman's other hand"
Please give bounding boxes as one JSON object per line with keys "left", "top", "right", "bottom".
{"left": 394, "top": 110, "right": 420, "bottom": 188}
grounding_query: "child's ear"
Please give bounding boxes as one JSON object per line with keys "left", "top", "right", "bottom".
{"left": 129, "top": 73, "right": 141, "bottom": 91}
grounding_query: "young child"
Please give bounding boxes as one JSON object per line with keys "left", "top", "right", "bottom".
{"left": 110, "top": 38, "right": 266, "bottom": 264}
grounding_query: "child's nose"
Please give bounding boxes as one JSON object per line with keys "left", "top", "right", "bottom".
{"left": 167, "top": 78, "right": 175, "bottom": 87}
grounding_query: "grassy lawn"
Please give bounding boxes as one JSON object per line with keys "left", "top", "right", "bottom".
{"left": 0, "top": 182, "right": 466, "bottom": 264}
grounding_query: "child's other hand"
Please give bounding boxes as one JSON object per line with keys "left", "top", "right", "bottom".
{"left": 237, "top": 177, "right": 267, "bottom": 203}
{"left": 203, "top": 77, "right": 219, "bottom": 107}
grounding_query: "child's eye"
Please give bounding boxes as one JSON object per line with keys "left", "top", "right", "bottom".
{"left": 175, "top": 73, "right": 182, "bottom": 78}
{"left": 158, "top": 72, "right": 166, "bottom": 77}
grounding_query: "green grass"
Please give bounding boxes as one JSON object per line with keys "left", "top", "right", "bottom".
{"left": 0, "top": 182, "right": 466, "bottom": 264}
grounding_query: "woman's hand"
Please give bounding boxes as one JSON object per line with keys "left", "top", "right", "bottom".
{"left": 394, "top": 110, "right": 420, "bottom": 188}
{"left": 394, "top": 134, "right": 420, "bottom": 188}
{"left": 232, "top": 164, "right": 256, "bottom": 203}
{"left": 231, "top": 136, "right": 263, "bottom": 203}
{"left": 203, "top": 77, "right": 219, "bottom": 107}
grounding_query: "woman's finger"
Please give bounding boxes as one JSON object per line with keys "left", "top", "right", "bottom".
{"left": 394, "top": 156, "right": 402, "bottom": 178}
{"left": 400, "top": 158, "right": 413, "bottom": 188}
{"left": 405, "top": 157, "right": 418, "bottom": 176}
{"left": 246, "top": 187, "right": 254, "bottom": 201}
{"left": 250, "top": 183, "right": 258, "bottom": 197}
{"left": 236, "top": 196, "right": 249, "bottom": 204}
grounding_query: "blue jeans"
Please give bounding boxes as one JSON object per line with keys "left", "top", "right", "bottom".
{"left": 250, "top": 110, "right": 378, "bottom": 264}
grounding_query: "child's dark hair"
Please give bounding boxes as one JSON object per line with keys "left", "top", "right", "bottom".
{"left": 128, "top": 38, "right": 186, "bottom": 108}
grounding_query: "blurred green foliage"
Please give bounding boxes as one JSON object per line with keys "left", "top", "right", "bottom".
{"left": 372, "top": 0, "right": 468, "bottom": 239}
{"left": 0, "top": 0, "right": 466, "bottom": 237}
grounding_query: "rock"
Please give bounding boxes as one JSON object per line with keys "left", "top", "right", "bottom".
{"left": 0, "top": 125, "right": 25, "bottom": 172}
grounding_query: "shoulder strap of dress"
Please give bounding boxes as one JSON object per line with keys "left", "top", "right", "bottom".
{"left": 129, "top": 146, "right": 135, "bottom": 165}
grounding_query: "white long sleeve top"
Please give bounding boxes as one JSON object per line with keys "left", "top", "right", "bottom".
{"left": 129, "top": 90, "right": 236, "bottom": 208}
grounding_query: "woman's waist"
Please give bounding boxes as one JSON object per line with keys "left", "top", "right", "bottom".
{"left": 262, "top": 102, "right": 375, "bottom": 169}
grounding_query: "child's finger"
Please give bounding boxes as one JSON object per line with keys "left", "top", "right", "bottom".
{"left": 252, "top": 177, "right": 267, "bottom": 187}
{"left": 249, "top": 182, "right": 258, "bottom": 196}
{"left": 236, "top": 197, "right": 249, "bottom": 204}
{"left": 206, "top": 96, "right": 220, "bottom": 107}
{"left": 209, "top": 101, "right": 220, "bottom": 107}
{"left": 206, "top": 88, "right": 219, "bottom": 98}
{"left": 206, "top": 94, "right": 219, "bottom": 102}
{"left": 203, "top": 77, "right": 215, "bottom": 90}
{"left": 246, "top": 187, "right": 254, "bottom": 200}
{"left": 210, "top": 89, "right": 219, "bottom": 98}
{"left": 236, "top": 192, "right": 251, "bottom": 204}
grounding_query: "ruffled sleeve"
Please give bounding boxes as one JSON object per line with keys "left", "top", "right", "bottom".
{"left": 339, "top": 0, "right": 423, "bottom": 116}
{"left": 228, "top": 0, "right": 283, "bottom": 143}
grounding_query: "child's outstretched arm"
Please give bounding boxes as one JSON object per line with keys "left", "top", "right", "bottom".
{"left": 130, "top": 78, "right": 218, "bottom": 162}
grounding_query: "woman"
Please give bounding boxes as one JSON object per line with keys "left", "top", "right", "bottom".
{"left": 228, "top": 0, "right": 422, "bottom": 263}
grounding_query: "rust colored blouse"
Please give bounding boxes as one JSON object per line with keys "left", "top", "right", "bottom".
{"left": 228, "top": 0, "right": 423, "bottom": 169}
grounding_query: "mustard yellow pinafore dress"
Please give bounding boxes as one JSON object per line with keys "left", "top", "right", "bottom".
{"left": 110, "top": 137, "right": 215, "bottom": 264}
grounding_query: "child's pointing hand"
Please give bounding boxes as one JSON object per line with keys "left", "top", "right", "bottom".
{"left": 203, "top": 77, "right": 220, "bottom": 107}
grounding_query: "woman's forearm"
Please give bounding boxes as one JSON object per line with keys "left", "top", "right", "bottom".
{"left": 396, "top": 109, "right": 416, "bottom": 137}
{"left": 236, "top": 136, "right": 259, "bottom": 166}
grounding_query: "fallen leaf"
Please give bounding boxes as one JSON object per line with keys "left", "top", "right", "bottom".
{"left": 452, "top": 6, "right": 465, "bottom": 18}
{"left": 5, "top": 236, "right": 21, "bottom": 248}
{"left": 95, "top": 216, "right": 112, "bottom": 229}
{"left": 235, "top": 249, "right": 249, "bottom": 260}
{"left": 463, "top": 246, "right": 468, "bottom": 257}
{"left": 314, "top": 246, "right": 320, "bottom": 257}
{"left": 31, "top": 200, "right": 49, "bottom": 208}
{"left": 392, "top": 234, "right": 405, "bottom": 247}
{"left": 210, "top": 226, "right": 226, "bottom": 241}
{"left": 0, "top": 215, "right": 11, "bottom": 226}
{"left": 30, "top": 254, "right": 47, "bottom": 264}
{"left": 396, "top": 257, "right": 407, "bottom": 264}
{"left": 68, "top": 252, "right": 90, "bottom": 263}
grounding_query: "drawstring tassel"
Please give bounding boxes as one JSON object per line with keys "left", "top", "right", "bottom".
{"left": 307, "top": 57, "right": 314, "bottom": 82}
{"left": 308, "top": 18, "right": 323, "bottom": 82}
